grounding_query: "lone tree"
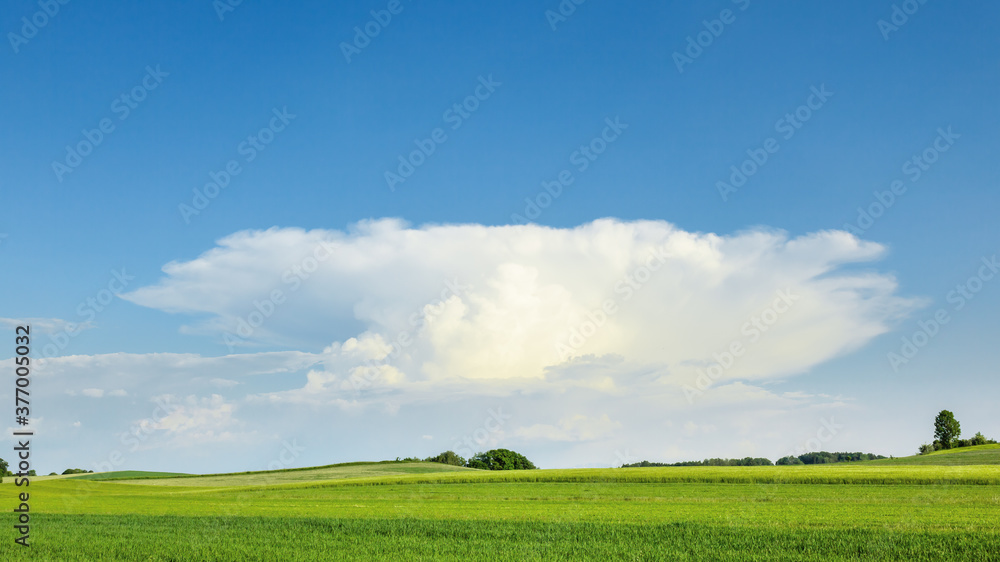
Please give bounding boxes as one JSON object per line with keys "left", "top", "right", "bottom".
{"left": 934, "top": 410, "right": 961, "bottom": 449}
{"left": 0, "top": 457, "right": 8, "bottom": 483}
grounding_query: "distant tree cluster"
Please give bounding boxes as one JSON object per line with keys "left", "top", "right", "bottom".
{"left": 776, "top": 452, "right": 887, "bottom": 465}
{"left": 919, "top": 410, "right": 996, "bottom": 454}
{"left": 622, "top": 457, "right": 774, "bottom": 468}
{"left": 61, "top": 468, "right": 94, "bottom": 475}
{"left": 621, "top": 451, "right": 889, "bottom": 468}
{"left": 424, "top": 450, "right": 467, "bottom": 466}
{"left": 406, "top": 449, "right": 538, "bottom": 470}
{"left": 0, "top": 458, "right": 39, "bottom": 482}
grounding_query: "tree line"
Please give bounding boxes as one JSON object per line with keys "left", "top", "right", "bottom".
{"left": 620, "top": 451, "right": 887, "bottom": 468}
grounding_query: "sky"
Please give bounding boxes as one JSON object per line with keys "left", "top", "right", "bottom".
{"left": 1, "top": 0, "right": 998, "bottom": 474}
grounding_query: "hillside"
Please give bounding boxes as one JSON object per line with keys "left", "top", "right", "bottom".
{"left": 105, "top": 460, "right": 474, "bottom": 487}
{"left": 67, "top": 471, "right": 191, "bottom": 480}
{"left": 864, "top": 444, "right": 1000, "bottom": 466}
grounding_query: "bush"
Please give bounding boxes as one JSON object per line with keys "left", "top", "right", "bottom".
{"left": 466, "top": 449, "right": 537, "bottom": 470}
{"left": 425, "top": 451, "right": 466, "bottom": 467}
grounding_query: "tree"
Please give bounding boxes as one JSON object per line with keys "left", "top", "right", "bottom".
{"left": 466, "top": 449, "right": 537, "bottom": 470}
{"left": 425, "top": 450, "right": 466, "bottom": 467}
{"left": 0, "top": 458, "right": 8, "bottom": 483}
{"left": 934, "top": 410, "right": 961, "bottom": 449}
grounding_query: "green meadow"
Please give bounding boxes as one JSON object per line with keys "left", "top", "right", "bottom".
{"left": 3, "top": 447, "right": 999, "bottom": 561}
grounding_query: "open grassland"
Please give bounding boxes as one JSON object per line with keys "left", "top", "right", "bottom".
{"left": 68, "top": 471, "right": 190, "bottom": 481}
{"left": 867, "top": 444, "right": 1000, "bottom": 466}
{"left": 2, "top": 451, "right": 999, "bottom": 560}
{"left": 91, "top": 461, "right": 473, "bottom": 487}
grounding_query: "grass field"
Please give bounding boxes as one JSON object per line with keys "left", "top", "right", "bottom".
{"left": 867, "top": 444, "right": 1000, "bottom": 466}
{"left": 3, "top": 447, "right": 999, "bottom": 560}
{"left": 67, "top": 471, "right": 190, "bottom": 481}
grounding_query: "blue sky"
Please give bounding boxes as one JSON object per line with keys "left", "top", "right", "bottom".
{"left": 1, "top": 1, "right": 998, "bottom": 473}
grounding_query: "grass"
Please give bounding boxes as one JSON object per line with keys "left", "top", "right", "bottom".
{"left": 66, "top": 471, "right": 190, "bottom": 481}
{"left": 107, "top": 461, "right": 474, "bottom": 487}
{"left": 2, "top": 449, "right": 998, "bottom": 560}
{"left": 867, "top": 444, "right": 1000, "bottom": 466}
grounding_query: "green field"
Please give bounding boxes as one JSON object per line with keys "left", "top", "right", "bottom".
{"left": 66, "top": 471, "right": 190, "bottom": 481}
{"left": 866, "top": 444, "right": 1000, "bottom": 466}
{"left": 3, "top": 447, "right": 999, "bottom": 560}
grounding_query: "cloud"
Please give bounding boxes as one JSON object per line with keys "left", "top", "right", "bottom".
{"left": 0, "top": 317, "right": 93, "bottom": 335}
{"left": 82, "top": 388, "right": 104, "bottom": 398}
{"left": 145, "top": 394, "right": 254, "bottom": 446}
{"left": 515, "top": 414, "right": 622, "bottom": 442}
{"left": 122, "top": 219, "right": 919, "bottom": 402}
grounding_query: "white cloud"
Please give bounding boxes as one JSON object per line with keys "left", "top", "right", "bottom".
{"left": 516, "top": 414, "right": 622, "bottom": 442}
{"left": 122, "top": 219, "right": 919, "bottom": 401}
{"left": 145, "top": 394, "right": 253, "bottom": 446}
{"left": 82, "top": 388, "right": 104, "bottom": 398}
{"left": 0, "top": 317, "right": 93, "bottom": 335}
{"left": 210, "top": 378, "right": 240, "bottom": 388}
